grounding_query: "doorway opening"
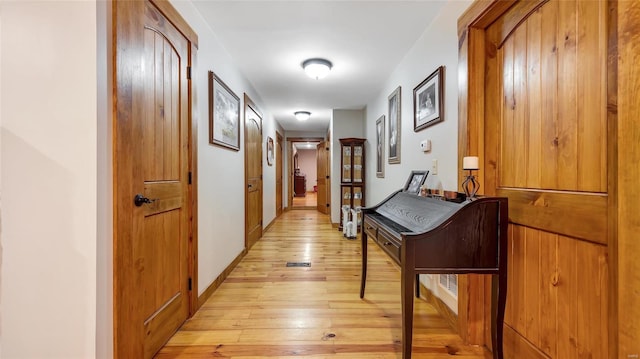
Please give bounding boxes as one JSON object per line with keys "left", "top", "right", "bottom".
{"left": 292, "top": 141, "right": 319, "bottom": 209}
{"left": 287, "top": 137, "right": 328, "bottom": 212}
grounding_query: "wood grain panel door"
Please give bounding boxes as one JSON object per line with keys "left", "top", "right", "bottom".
{"left": 471, "top": 1, "right": 610, "bottom": 358}
{"left": 244, "top": 95, "right": 263, "bottom": 249}
{"left": 276, "top": 132, "right": 283, "bottom": 216}
{"left": 316, "top": 141, "right": 330, "bottom": 214}
{"left": 114, "top": 1, "right": 196, "bottom": 357}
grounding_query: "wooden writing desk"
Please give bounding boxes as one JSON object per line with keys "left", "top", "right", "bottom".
{"left": 360, "top": 190, "right": 508, "bottom": 359}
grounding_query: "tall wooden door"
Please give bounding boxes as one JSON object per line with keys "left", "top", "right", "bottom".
{"left": 114, "top": 1, "right": 197, "bottom": 358}
{"left": 244, "top": 95, "right": 263, "bottom": 249}
{"left": 460, "top": 1, "right": 610, "bottom": 358}
{"left": 316, "top": 141, "right": 330, "bottom": 214}
{"left": 276, "top": 132, "right": 283, "bottom": 216}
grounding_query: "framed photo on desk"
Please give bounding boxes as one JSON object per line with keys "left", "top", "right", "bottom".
{"left": 403, "top": 170, "right": 428, "bottom": 195}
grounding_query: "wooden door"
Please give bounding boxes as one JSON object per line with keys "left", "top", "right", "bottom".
{"left": 114, "top": 1, "right": 197, "bottom": 358}
{"left": 276, "top": 132, "right": 283, "bottom": 216}
{"left": 289, "top": 146, "right": 295, "bottom": 207}
{"left": 460, "top": 1, "right": 610, "bottom": 358}
{"left": 316, "top": 141, "right": 330, "bottom": 214}
{"left": 244, "top": 95, "right": 263, "bottom": 249}
{"left": 618, "top": 1, "right": 640, "bottom": 355}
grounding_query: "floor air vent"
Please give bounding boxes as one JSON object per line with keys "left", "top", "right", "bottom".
{"left": 286, "top": 262, "right": 311, "bottom": 267}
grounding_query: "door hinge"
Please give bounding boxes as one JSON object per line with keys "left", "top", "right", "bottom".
{"left": 188, "top": 171, "right": 192, "bottom": 184}
{"left": 188, "top": 277, "right": 192, "bottom": 291}
{"left": 187, "top": 66, "right": 192, "bottom": 80}
{"left": 326, "top": 203, "right": 330, "bottom": 208}
{"left": 326, "top": 175, "right": 330, "bottom": 179}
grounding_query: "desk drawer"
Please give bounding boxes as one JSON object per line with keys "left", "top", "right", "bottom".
{"left": 363, "top": 217, "right": 378, "bottom": 239}
{"left": 377, "top": 228, "right": 400, "bottom": 264}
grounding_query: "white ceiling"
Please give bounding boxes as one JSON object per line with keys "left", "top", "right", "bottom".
{"left": 193, "top": 1, "right": 446, "bottom": 132}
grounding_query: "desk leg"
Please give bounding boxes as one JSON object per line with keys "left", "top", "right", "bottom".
{"left": 401, "top": 264, "right": 414, "bottom": 359}
{"left": 360, "top": 232, "right": 368, "bottom": 298}
{"left": 491, "top": 273, "right": 507, "bottom": 359}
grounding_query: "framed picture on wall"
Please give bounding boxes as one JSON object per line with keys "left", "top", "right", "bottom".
{"left": 413, "top": 66, "right": 445, "bottom": 132}
{"left": 266, "top": 136, "right": 274, "bottom": 166}
{"left": 376, "top": 115, "right": 385, "bottom": 177}
{"left": 209, "top": 71, "right": 240, "bottom": 151}
{"left": 388, "top": 86, "right": 401, "bottom": 164}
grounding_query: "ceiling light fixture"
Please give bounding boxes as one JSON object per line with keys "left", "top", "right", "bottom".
{"left": 294, "top": 111, "right": 311, "bottom": 121}
{"left": 302, "top": 58, "right": 332, "bottom": 80}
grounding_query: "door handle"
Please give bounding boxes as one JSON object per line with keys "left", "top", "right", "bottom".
{"left": 134, "top": 194, "right": 156, "bottom": 207}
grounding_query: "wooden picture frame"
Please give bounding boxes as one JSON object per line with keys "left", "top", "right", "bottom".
{"left": 403, "top": 170, "right": 429, "bottom": 195}
{"left": 413, "top": 66, "right": 444, "bottom": 132}
{"left": 388, "top": 86, "right": 401, "bottom": 164}
{"left": 266, "top": 136, "right": 274, "bottom": 166}
{"left": 209, "top": 71, "right": 240, "bottom": 150}
{"left": 375, "top": 115, "right": 385, "bottom": 178}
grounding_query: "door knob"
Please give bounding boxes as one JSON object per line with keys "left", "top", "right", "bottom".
{"left": 134, "top": 194, "right": 155, "bottom": 207}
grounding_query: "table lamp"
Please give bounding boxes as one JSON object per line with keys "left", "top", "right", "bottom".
{"left": 462, "top": 156, "right": 480, "bottom": 200}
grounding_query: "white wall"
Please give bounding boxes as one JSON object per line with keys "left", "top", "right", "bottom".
{"left": 297, "top": 149, "right": 317, "bottom": 191}
{"left": 261, "top": 105, "right": 282, "bottom": 227}
{"left": 168, "top": 0, "right": 277, "bottom": 296}
{"left": 330, "top": 109, "right": 365, "bottom": 223}
{"left": 0, "top": 5, "right": 3, "bottom": 355}
{"left": 363, "top": 0, "right": 473, "bottom": 313}
{"left": 262, "top": 113, "right": 278, "bottom": 227}
{"left": 96, "top": 1, "right": 113, "bottom": 358}
{"left": 0, "top": 1, "right": 98, "bottom": 357}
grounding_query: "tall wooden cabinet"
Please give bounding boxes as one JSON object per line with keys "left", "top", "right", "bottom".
{"left": 294, "top": 173, "right": 306, "bottom": 197}
{"left": 339, "top": 138, "right": 366, "bottom": 230}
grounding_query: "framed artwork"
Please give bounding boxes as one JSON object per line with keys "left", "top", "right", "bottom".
{"left": 266, "top": 136, "right": 274, "bottom": 166}
{"left": 209, "top": 71, "right": 240, "bottom": 150}
{"left": 403, "top": 170, "right": 429, "bottom": 195}
{"left": 375, "top": 115, "right": 385, "bottom": 178}
{"left": 388, "top": 86, "right": 401, "bottom": 164}
{"left": 413, "top": 66, "right": 445, "bottom": 132}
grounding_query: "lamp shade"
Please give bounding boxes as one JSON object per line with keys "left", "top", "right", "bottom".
{"left": 463, "top": 156, "right": 479, "bottom": 170}
{"left": 302, "top": 58, "right": 332, "bottom": 80}
{"left": 294, "top": 111, "right": 311, "bottom": 121}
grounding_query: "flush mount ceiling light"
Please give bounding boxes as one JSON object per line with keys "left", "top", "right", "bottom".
{"left": 294, "top": 111, "right": 311, "bottom": 121}
{"left": 302, "top": 58, "right": 332, "bottom": 80}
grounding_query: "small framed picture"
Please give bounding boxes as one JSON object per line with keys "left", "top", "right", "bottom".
{"left": 266, "top": 136, "right": 274, "bottom": 166}
{"left": 403, "top": 170, "right": 429, "bottom": 195}
{"left": 375, "top": 115, "right": 385, "bottom": 178}
{"left": 413, "top": 66, "right": 445, "bottom": 132}
{"left": 388, "top": 86, "right": 401, "bottom": 164}
{"left": 209, "top": 71, "right": 240, "bottom": 151}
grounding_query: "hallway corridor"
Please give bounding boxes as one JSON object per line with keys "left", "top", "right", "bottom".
{"left": 155, "top": 210, "right": 489, "bottom": 358}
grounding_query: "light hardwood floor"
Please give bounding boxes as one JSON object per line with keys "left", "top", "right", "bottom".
{"left": 292, "top": 191, "right": 317, "bottom": 208}
{"left": 156, "top": 210, "right": 490, "bottom": 358}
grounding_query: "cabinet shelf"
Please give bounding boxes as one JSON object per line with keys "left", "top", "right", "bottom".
{"left": 339, "top": 138, "right": 366, "bottom": 230}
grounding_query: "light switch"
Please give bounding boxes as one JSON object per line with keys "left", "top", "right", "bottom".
{"left": 431, "top": 159, "right": 438, "bottom": 175}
